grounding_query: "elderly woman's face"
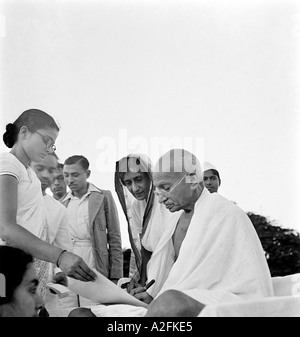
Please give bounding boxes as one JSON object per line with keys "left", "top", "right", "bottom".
{"left": 123, "top": 172, "right": 151, "bottom": 201}
{"left": 10, "top": 263, "right": 43, "bottom": 317}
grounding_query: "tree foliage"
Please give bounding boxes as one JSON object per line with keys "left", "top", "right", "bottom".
{"left": 248, "top": 212, "right": 300, "bottom": 277}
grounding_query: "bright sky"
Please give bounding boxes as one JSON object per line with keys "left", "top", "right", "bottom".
{"left": 1, "top": 0, "right": 299, "bottom": 248}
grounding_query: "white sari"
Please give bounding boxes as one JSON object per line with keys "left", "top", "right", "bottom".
{"left": 0, "top": 153, "right": 49, "bottom": 299}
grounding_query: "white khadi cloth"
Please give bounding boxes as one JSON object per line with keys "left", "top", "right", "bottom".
{"left": 92, "top": 189, "right": 273, "bottom": 317}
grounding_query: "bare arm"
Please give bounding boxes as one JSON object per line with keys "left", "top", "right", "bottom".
{"left": 0, "top": 175, "right": 62, "bottom": 262}
{"left": 0, "top": 175, "right": 97, "bottom": 282}
{"left": 145, "top": 290, "right": 205, "bottom": 317}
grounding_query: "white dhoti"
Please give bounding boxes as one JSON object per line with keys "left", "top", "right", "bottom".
{"left": 57, "top": 239, "right": 99, "bottom": 309}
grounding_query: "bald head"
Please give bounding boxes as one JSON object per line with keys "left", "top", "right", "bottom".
{"left": 153, "top": 149, "right": 204, "bottom": 212}
{"left": 153, "top": 149, "right": 203, "bottom": 183}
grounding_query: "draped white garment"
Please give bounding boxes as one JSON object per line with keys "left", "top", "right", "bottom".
{"left": 198, "top": 274, "right": 300, "bottom": 317}
{"left": 130, "top": 194, "right": 180, "bottom": 253}
{"left": 91, "top": 188, "right": 274, "bottom": 317}
{"left": 0, "top": 153, "right": 47, "bottom": 240}
{"left": 148, "top": 188, "right": 274, "bottom": 302}
{"left": 0, "top": 152, "right": 49, "bottom": 299}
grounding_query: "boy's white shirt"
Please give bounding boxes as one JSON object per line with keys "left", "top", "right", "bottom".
{"left": 43, "top": 194, "right": 72, "bottom": 278}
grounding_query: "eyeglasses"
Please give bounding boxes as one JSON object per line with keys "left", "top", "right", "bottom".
{"left": 154, "top": 173, "right": 188, "bottom": 197}
{"left": 34, "top": 131, "right": 56, "bottom": 152}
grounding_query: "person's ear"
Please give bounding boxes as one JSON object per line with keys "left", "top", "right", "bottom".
{"left": 187, "top": 174, "right": 199, "bottom": 190}
{"left": 19, "top": 126, "right": 29, "bottom": 140}
{"left": 86, "top": 169, "right": 91, "bottom": 179}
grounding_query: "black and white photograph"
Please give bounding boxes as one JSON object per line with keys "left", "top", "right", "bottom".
{"left": 0, "top": 0, "right": 299, "bottom": 320}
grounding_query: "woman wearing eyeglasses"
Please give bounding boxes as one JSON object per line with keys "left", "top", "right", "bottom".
{"left": 0, "top": 109, "right": 96, "bottom": 302}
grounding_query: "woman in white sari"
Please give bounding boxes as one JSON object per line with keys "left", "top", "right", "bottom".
{"left": 115, "top": 153, "right": 179, "bottom": 289}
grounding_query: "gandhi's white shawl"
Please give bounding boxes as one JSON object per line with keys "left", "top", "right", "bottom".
{"left": 91, "top": 188, "right": 273, "bottom": 317}
{"left": 148, "top": 188, "right": 273, "bottom": 303}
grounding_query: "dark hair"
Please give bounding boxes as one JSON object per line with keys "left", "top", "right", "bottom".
{"left": 64, "top": 155, "right": 89, "bottom": 170}
{"left": 3, "top": 109, "right": 59, "bottom": 148}
{"left": 0, "top": 246, "right": 34, "bottom": 305}
{"left": 57, "top": 163, "right": 64, "bottom": 170}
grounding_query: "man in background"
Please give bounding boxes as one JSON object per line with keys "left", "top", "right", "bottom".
{"left": 62, "top": 155, "right": 123, "bottom": 307}
{"left": 50, "top": 163, "right": 67, "bottom": 201}
{"left": 203, "top": 161, "right": 221, "bottom": 193}
{"left": 30, "top": 153, "right": 72, "bottom": 312}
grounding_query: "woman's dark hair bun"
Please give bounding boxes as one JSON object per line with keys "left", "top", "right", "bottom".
{"left": 3, "top": 123, "right": 18, "bottom": 148}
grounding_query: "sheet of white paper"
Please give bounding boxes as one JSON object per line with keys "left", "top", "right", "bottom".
{"left": 67, "top": 270, "right": 148, "bottom": 308}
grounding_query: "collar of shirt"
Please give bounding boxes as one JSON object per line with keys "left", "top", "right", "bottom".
{"left": 62, "top": 183, "right": 101, "bottom": 203}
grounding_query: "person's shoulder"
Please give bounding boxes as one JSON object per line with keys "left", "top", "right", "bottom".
{"left": 209, "top": 192, "right": 246, "bottom": 217}
{"left": 0, "top": 152, "right": 24, "bottom": 178}
{"left": 44, "top": 194, "right": 67, "bottom": 211}
{"left": 95, "top": 186, "right": 113, "bottom": 197}
{"left": 89, "top": 183, "right": 115, "bottom": 201}
{"left": 0, "top": 152, "right": 19, "bottom": 164}
{"left": 88, "top": 182, "right": 103, "bottom": 193}
{"left": 210, "top": 192, "right": 234, "bottom": 205}
{"left": 0, "top": 152, "right": 12, "bottom": 158}
{"left": 203, "top": 194, "right": 251, "bottom": 235}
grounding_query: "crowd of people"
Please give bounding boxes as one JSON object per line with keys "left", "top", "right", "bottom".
{"left": 0, "top": 108, "right": 274, "bottom": 317}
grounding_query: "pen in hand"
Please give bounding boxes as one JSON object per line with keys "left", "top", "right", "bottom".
{"left": 131, "top": 279, "right": 156, "bottom": 303}
{"left": 131, "top": 279, "right": 156, "bottom": 297}
{"left": 142, "top": 279, "right": 155, "bottom": 292}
